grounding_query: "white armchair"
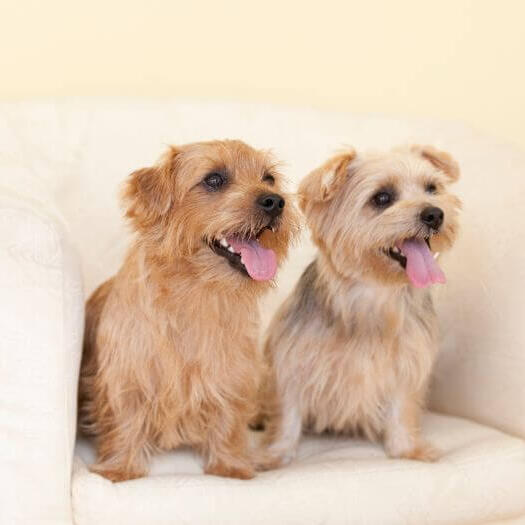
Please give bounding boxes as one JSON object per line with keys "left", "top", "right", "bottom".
{"left": 1, "top": 100, "right": 524, "bottom": 525}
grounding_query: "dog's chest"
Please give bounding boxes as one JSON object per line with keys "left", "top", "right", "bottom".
{"left": 301, "top": 286, "right": 436, "bottom": 433}
{"left": 152, "top": 296, "right": 262, "bottom": 447}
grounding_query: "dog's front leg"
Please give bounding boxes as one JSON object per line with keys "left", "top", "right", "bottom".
{"left": 91, "top": 410, "right": 152, "bottom": 482}
{"left": 266, "top": 385, "right": 302, "bottom": 466}
{"left": 383, "top": 391, "right": 440, "bottom": 462}
{"left": 203, "top": 411, "right": 256, "bottom": 480}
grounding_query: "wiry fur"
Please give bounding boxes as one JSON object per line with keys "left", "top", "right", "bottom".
{"left": 79, "top": 140, "right": 298, "bottom": 481}
{"left": 264, "top": 145, "right": 461, "bottom": 463}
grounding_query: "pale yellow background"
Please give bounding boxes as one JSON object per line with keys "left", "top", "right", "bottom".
{"left": 1, "top": 0, "right": 524, "bottom": 149}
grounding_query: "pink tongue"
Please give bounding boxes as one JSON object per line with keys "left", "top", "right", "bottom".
{"left": 227, "top": 237, "right": 277, "bottom": 281}
{"left": 399, "top": 239, "right": 446, "bottom": 288}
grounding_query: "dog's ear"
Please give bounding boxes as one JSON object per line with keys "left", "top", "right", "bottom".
{"left": 412, "top": 145, "right": 460, "bottom": 182}
{"left": 299, "top": 149, "right": 356, "bottom": 210}
{"left": 123, "top": 146, "right": 180, "bottom": 229}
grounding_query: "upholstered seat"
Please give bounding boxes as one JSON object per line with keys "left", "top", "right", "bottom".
{"left": 2, "top": 99, "right": 524, "bottom": 524}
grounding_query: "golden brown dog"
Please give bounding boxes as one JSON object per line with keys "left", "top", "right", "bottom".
{"left": 79, "top": 140, "right": 298, "bottom": 481}
{"left": 264, "top": 145, "right": 461, "bottom": 464}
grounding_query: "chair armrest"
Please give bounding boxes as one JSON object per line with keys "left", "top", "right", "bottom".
{"left": 0, "top": 198, "right": 83, "bottom": 525}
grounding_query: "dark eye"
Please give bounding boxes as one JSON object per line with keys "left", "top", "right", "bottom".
{"left": 425, "top": 182, "right": 437, "bottom": 194}
{"left": 372, "top": 191, "right": 394, "bottom": 208}
{"left": 203, "top": 172, "right": 226, "bottom": 190}
{"left": 262, "top": 173, "right": 275, "bottom": 185}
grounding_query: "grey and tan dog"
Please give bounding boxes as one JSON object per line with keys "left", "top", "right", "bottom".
{"left": 264, "top": 145, "right": 461, "bottom": 464}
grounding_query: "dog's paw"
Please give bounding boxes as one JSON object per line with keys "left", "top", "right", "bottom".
{"left": 266, "top": 445, "right": 297, "bottom": 467}
{"left": 408, "top": 442, "right": 441, "bottom": 462}
{"left": 90, "top": 464, "right": 145, "bottom": 482}
{"left": 396, "top": 442, "right": 441, "bottom": 463}
{"left": 205, "top": 462, "right": 255, "bottom": 480}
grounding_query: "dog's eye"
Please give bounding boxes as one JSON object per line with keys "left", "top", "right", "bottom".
{"left": 262, "top": 173, "right": 275, "bottom": 185}
{"left": 425, "top": 182, "right": 437, "bottom": 194}
{"left": 203, "top": 172, "right": 226, "bottom": 190}
{"left": 372, "top": 191, "right": 394, "bottom": 208}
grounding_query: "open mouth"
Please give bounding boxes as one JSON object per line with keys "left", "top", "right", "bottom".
{"left": 382, "top": 237, "right": 446, "bottom": 288}
{"left": 208, "top": 225, "right": 277, "bottom": 281}
{"left": 384, "top": 238, "right": 432, "bottom": 270}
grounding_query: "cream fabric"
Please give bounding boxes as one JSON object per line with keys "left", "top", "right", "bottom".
{"left": 0, "top": 102, "right": 86, "bottom": 525}
{"left": 429, "top": 137, "right": 525, "bottom": 439}
{"left": 73, "top": 413, "right": 525, "bottom": 525}
{"left": 0, "top": 99, "right": 524, "bottom": 524}
{"left": 0, "top": 200, "right": 84, "bottom": 525}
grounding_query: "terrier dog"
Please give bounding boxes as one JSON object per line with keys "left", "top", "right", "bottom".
{"left": 264, "top": 145, "right": 461, "bottom": 463}
{"left": 79, "top": 140, "right": 298, "bottom": 481}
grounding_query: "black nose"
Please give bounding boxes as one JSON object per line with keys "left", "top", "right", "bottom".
{"left": 256, "top": 193, "right": 285, "bottom": 217}
{"left": 420, "top": 206, "right": 444, "bottom": 230}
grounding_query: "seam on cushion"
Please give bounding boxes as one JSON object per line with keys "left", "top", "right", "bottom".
{"left": 62, "top": 236, "right": 83, "bottom": 525}
{"left": 485, "top": 512, "right": 525, "bottom": 524}
{"left": 57, "top": 226, "right": 71, "bottom": 523}
{"left": 428, "top": 409, "right": 525, "bottom": 442}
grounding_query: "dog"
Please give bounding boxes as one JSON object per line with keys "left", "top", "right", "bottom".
{"left": 79, "top": 139, "right": 298, "bottom": 481}
{"left": 263, "top": 145, "right": 461, "bottom": 464}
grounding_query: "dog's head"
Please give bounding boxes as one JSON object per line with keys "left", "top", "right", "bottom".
{"left": 123, "top": 140, "right": 298, "bottom": 285}
{"left": 299, "top": 145, "right": 461, "bottom": 287}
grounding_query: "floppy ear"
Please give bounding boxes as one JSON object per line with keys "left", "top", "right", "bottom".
{"left": 123, "top": 146, "right": 180, "bottom": 229}
{"left": 298, "top": 149, "right": 356, "bottom": 210}
{"left": 412, "top": 145, "right": 460, "bottom": 182}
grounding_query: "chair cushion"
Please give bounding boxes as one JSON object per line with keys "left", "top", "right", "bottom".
{"left": 72, "top": 413, "right": 525, "bottom": 525}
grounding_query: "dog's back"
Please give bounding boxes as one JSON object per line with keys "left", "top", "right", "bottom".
{"left": 78, "top": 278, "right": 114, "bottom": 436}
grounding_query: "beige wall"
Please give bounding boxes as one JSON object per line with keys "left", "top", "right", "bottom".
{"left": 1, "top": 0, "right": 524, "bottom": 149}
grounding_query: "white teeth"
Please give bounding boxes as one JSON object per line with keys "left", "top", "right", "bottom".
{"left": 392, "top": 247, "right": 400, "bottom": 254}
{"left": 433, "top": 252, "right": 440, "bottom": 259}
{"left": 220, "top": 238, "right": 228, "bottom": 247}
{"left": 228, "top": 246, "right": 235, "bottom": 253}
